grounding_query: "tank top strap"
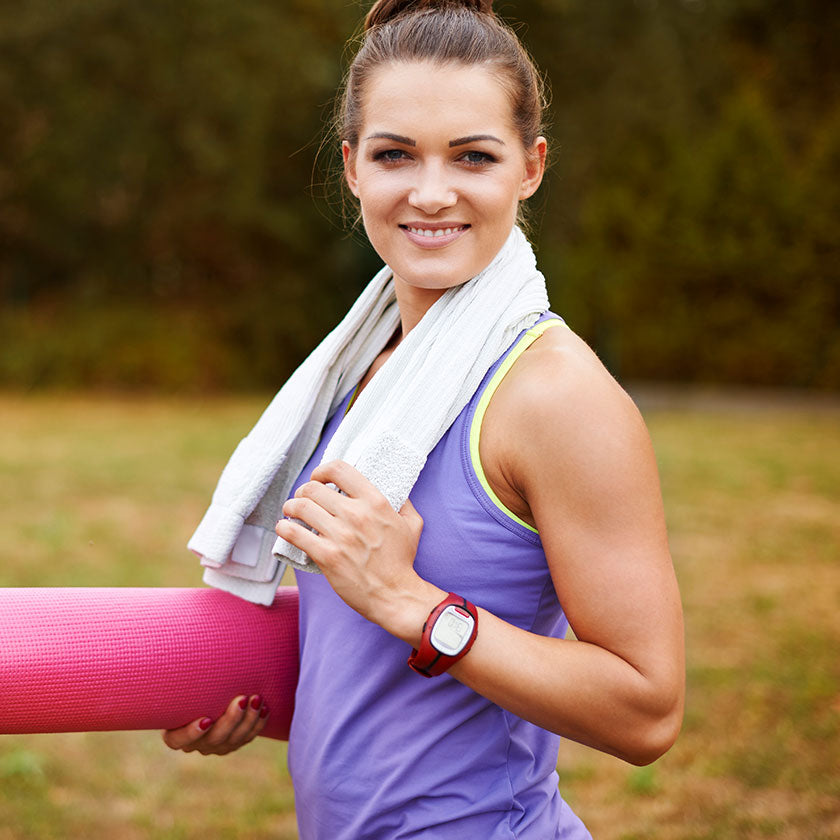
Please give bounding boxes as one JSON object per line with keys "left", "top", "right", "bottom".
{"left": 466, "top": 313, "right": 566, "bottom": 534}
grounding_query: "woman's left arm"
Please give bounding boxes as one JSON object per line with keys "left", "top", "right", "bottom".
{"left": 277, "top": 329, "right": 684, "bottom": 766}
{"left": 444, "top": 328, "right": 684, "bottom": 765}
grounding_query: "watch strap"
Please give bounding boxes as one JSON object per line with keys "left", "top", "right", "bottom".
{"left": 407, "top": 593, "right": 478, "bottom": 678}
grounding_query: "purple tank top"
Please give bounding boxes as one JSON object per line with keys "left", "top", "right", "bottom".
{"left": 287, "top": 314, "right": 591, "bottom": 839}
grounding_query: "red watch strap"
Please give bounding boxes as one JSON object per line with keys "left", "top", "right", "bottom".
{"left": 407, "top": 593, "right": 478, "bottom": 678}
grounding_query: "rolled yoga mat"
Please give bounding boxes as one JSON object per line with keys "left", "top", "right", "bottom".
{"left": 0, "top": 586, "right": 298, "bottom": 741}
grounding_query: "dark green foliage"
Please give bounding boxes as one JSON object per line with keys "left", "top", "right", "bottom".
{"left": 1, "top": 0, "right": 837, "bottom": 389}
{"left": 523, "top": 0, "right": 840, "bottom": 388}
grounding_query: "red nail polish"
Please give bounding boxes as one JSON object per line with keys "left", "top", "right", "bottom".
{"left": 260, "top": 705, "right": 269, "bottom": 719}
{"left": 250, "top": 695, "right": 263, "bottom": 710}
{"left": 238, "top": 697, "right": 248, "bottom": 710}
{"left": 198, "top": 717, "right": 213, "bottom": 731}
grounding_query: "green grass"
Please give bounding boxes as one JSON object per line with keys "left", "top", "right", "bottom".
{"left": 1, "top": 392, "right": 839, "bottom": 838}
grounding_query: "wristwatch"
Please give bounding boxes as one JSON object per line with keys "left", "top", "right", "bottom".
{"left": 407, "top": 593, "right": 478, "bottom": 678}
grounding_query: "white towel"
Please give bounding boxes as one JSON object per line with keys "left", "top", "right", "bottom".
{"left": 190, "top": 226, "right": 549, "bottom": 604}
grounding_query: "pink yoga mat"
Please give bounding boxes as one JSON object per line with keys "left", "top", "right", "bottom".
{"left": 0, "top": 587, "right": 298, "bottom": 740}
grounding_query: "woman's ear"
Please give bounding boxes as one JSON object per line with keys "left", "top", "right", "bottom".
{"left": 519, "top": 136, "right": 548, "bottom": 201}
{"left": 342, "top": 141, "right": 360, "bottom": 198}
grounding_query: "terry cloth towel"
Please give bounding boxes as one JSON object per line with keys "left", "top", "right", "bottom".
{"left": 189, "top": 226, "right": 550, "bottom": 605}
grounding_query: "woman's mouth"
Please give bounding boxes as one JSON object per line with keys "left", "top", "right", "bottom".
{"left": 399, "top": 224, "right": 470, "bottom": 247}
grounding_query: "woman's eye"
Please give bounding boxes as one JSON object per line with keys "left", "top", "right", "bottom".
{"left": 374, "top": 149, "right": 408, "bottom": 163}
{"left": 461, "top": 151, "right": 495, "bottom": 166}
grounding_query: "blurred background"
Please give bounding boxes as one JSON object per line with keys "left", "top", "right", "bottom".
{"left": 2, "top": 0, "right": 837, "bottom": 392}
{"left": 1, "top": 1, "right": 839, "bottom": 839}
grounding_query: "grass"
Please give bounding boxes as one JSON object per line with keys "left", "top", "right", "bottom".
{"left": 1, "top": 391, "right": 839, "bottom": 838}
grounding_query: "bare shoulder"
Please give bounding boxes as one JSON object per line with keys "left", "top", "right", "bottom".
{"left": 515, "top": 324, "right": 633, "bottom": 406}
{"left": 480, "top": 323, "right": 659, "bottom": 526}
{"left": 486, "top": 323, "right": 650, "bottom": 465}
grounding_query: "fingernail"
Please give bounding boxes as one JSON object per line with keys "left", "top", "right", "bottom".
{"left": 250, "top": 695, "right": 263, "bottom": 711}
{"left": 260, "top": 705, "right": 269, "bottom": 719}
{"left": 198, "top": 717, "right": 213, "bottom": 731}
{"left": 238, "top": 697, "right": 248, "bottom": 710}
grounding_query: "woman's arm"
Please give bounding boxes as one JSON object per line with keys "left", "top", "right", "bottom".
{"left": 442, "top": 325, "right": 685, "bottom": 764}
{"left": 165, "top": 327, "right": 683, "bottom": 762}
{"left": 278, "top": 326, "right": 684, "bottom": 766}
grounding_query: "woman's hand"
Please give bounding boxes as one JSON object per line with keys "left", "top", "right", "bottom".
{"left": 276, "top": 460, "right": 443, "bottom": 644}
{"left": 161, "top": 694, "right": 268, "bottom": 756}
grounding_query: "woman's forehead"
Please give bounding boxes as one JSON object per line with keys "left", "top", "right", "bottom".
{"left": 359, "top": 61, "right": 516, "bottom": 137}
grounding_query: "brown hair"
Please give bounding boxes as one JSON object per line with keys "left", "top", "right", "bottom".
{"left": 340, "top": 0, "right": 548, "bottom": 152}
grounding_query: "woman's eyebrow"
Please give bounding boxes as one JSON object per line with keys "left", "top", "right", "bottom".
{"left": 364, "top": 132, "right": 416, "bottom": 146}
{"left": 449, "top": 134, "right": 505, "bottom": 146}
{"left": 363, "top": 132, "right": 506, "bottom": 147}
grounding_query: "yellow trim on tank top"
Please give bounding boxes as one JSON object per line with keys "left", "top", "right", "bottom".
{"left": 469, "top": 318, "right": 566, "bottom": 534}
{"left": 344, "top": 383, "right": 361, "bottom": 415}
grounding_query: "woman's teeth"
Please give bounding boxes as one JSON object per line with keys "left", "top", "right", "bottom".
{"left": 405, "top": 226, "right": 464, "bottom": 238}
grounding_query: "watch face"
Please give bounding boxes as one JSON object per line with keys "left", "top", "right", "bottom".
{"left": 430, "top": 606, "right": 475, "bottom": 656}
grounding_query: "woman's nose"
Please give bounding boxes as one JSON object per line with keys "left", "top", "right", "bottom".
{"left": 408, "top": 162, "right": 457, "bottom": 214}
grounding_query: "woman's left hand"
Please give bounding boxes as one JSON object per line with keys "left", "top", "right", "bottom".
{"left": 276, "top": 460, "right": 441, "bottom": 641}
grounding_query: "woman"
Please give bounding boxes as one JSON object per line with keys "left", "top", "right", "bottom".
{"left": 165, "top": 1, "right": 685, "bottom": 837}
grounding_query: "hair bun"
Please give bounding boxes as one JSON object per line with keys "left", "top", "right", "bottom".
{"left": 365, "top": 0, "right": 493, "bottom": 31}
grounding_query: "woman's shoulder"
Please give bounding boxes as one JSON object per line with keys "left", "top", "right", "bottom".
{"left": 480, "top": 323, "right": 654, "bottom": 521}
{"left": 495, "top": 322, "right": 642, "bottom": 434}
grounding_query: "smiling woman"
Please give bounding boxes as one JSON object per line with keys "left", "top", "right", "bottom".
{"left": 342, "top": 61, "right": 547, "bottom": 328}
{"left": 163, "top": 2, "right": 684, "bottom": 839}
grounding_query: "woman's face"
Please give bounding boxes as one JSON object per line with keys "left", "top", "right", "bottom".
{"left": 343, "top": 61, "right": 546, "bottom": 301}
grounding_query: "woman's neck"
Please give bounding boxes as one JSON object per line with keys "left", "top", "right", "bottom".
{"left": 394, "top": 282, "right": 449, "bottom": 336}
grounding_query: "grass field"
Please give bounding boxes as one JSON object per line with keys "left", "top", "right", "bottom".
{"left": 1, "top": 391, "right": 838, "bottom": 839}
